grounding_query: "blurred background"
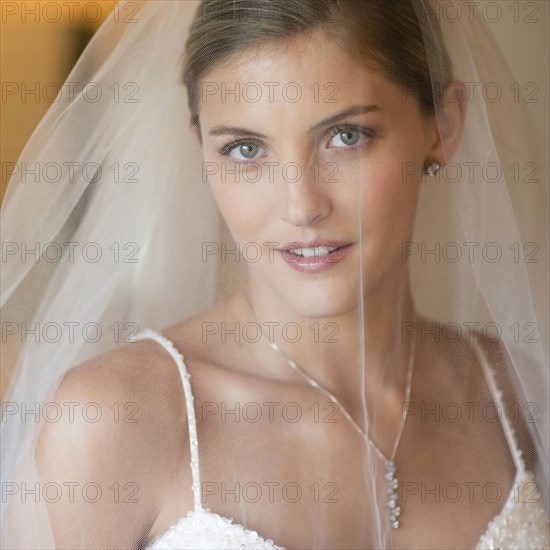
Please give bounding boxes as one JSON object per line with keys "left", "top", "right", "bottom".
{"left": 1, "top": 0, "right": 112, "bottom": 203}
{"left": 1, "top": 0, "right": 549, "bottom": 204}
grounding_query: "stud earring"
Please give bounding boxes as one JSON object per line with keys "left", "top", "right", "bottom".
{"left": 425, "top": 160, "right": 441, "bottom": 176}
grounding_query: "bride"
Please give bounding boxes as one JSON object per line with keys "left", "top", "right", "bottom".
{"left": 1, "top": 1, "right": 548, "bottom": 548}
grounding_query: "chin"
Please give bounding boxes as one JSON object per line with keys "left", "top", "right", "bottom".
{"left": 277, "top": 276, "right": 362, "bottom": 320}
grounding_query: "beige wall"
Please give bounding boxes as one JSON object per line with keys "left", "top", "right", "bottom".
{"left": 1, "top": 1, "right": 111, "bottom": 202}
{"left": 479, "top": 0, "right": 549, "bottom": 146}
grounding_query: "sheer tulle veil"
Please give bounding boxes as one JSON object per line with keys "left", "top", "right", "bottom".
{"left": 1, "top": 1, "right": 548, "bottom": 548}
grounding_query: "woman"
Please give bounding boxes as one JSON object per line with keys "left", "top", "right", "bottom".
{"left": 1, "top": 0, "right": 548, "bottom": 548}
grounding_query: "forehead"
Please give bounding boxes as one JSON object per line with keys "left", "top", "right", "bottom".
{"left": 197, "top": 34, "right": 402, "bottom": 126}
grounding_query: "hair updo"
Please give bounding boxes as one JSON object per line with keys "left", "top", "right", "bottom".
{"left": 182, "top": 0, "right": 453, "bottom": 129}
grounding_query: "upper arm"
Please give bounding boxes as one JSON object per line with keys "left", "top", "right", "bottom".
{"left": 34, "top": 341, "right": 192, "bottom": 549}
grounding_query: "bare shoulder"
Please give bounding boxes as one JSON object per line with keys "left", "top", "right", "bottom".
{"left": 415, "top": 314, "right": 537, "bottom": 472}
{"left": 35, "top": 337, "right": 193, "bottom": 548}
{"left": 39, "top": 333, "right": 198, "bottom": 459}
{"left": 473, "top": 330, "right": 538, "bottom": 472}
{"left": 45, "top": 335, "right": 190, "bottom": 432}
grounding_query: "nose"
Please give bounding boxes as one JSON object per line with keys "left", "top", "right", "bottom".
{"left": 279, "top": 159, "right": 331, "bottom": 227}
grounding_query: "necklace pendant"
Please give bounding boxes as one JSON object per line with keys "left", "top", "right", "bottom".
{"left": 384, "top": 459, "right": 401, "bottom": 529}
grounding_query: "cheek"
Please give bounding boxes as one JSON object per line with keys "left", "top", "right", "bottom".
{"left": 208, "top": 176, "right": 269, "bottom": 243}
{"left": 353, "top": 147, "right": 423, "bottom": 238}
{"left": 201, "top": 148, "right": 264, "bottom": 239}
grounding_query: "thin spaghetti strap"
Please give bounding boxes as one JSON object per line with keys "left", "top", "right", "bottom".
{"left": 472, "top": 334, "right": 525, "bottom": 474}
{"left": 130, "top": 328, "right": 203, "bottom": 512}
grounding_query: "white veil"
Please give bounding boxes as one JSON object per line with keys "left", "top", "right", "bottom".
{"left": 1, "top": 1, "right": 548, "bottom": 548}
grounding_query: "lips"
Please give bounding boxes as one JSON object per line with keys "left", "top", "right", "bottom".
{"left": 281, "top": 239, "right": 350, "bottom": 253}
{"left": 277, "top": 240, "right": 353, "bottom": 273}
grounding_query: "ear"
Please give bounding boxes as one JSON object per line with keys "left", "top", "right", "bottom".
{"left": 427, "top": 80, "right": 468, "bottom": 166}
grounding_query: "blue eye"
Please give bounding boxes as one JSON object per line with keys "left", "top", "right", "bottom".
{"left": 328, "top": 125, "right": 372, "bottom": 149}
{"left": 234, "top": 143, "right": 261, "bottom": 159}
{"left": 220, "top": 139, "right": 265, "bottom": 161}
{"left": 334, "top": 131, "right": 360, "bottom": 146}
{"left": 218, "top": 124, "right": 372, "bottom": 161}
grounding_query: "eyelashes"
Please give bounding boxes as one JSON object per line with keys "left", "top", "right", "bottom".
{"left": 327, "top": 123, "right": 374, "bottom": 150}
{"left": 217, "top": 122, "right": 375, "bottom": 162}
{"left": 218, "top": 137, "right": 264, "bottom": 158}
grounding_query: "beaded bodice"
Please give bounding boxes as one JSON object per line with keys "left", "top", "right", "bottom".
{"left": 132, "top": 329, "right": 549, "bottom": 550}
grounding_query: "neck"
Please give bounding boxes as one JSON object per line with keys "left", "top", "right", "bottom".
{"left": 240, "top": 263, "right": 418, "bottom": 429}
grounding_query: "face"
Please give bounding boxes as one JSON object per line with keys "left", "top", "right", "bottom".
{"left": 197, "top": 32, "right": 441, "bottom": 319}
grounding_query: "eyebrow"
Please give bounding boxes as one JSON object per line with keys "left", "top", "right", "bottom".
{"left": 207, "top": 105, "right": 382, "bottom": 139}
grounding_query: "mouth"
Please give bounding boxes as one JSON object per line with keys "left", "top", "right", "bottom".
{"left": 277, "top": 241, "right": 353, "bottom": 272}
{"left": 283, "top": 244, "right": 346, "bottom": 258}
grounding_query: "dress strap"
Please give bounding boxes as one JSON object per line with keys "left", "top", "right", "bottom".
{"left": 130, "top": 328, "right": 203, "bottom": 511}
{"left": 472, "top": 334, "right": 525, "bottom": 473}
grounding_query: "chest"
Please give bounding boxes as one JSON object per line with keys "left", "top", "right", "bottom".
{"left": 148, "top": 400, "right": 515, "bottom": 549}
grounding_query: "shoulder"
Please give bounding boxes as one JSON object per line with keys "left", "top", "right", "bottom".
{"left": 473, "top": 330, "right": 537, "bottom": 472}
{"left": 415, "top": 314, "right": 536, "bottom": 472}
{"left": 35, "top": 334, "right": 192, "bottom": 470}
{"left": 46, "top": 335, "right": 190, "bottom": 432}
{"left": 34, "top": 336, "right": 194, "bottom": 546}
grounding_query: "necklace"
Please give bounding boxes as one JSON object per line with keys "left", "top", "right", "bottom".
{"left": 242, "top": 290, "right": 416, "bottom": 529}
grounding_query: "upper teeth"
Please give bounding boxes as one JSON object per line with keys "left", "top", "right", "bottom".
{"left": 290, "top": 246, "right": 339, "bottom": 258}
